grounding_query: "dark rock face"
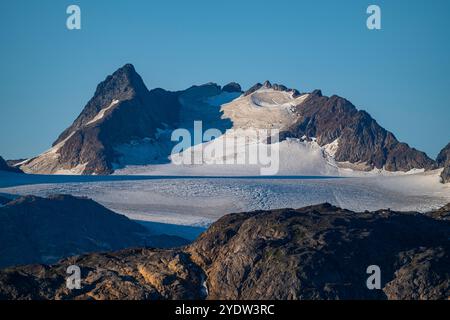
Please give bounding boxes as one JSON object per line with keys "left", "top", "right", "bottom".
{"left": 21, "top": 64, "right": 183, "bottom": 175}
{"left": 0, "top": 156, "right": 22, "bottom": 173}
{"left": 222, "top": 82, "right": 242, "bottom": 93}
{"left": 285, "top": 94, "right": 436, "bottom": 171}
{"left": 440, "top": 166, "right": 450, "bottom": 183}
{"left": 437, "top": 143, "right": 450, "bottom": 183}
{"left": 243, "top": 83, "right": 263, "bottom": 96}
{"left": 0, "top": 249, "right": 206, "bottom": 300}
{"left": 57, "top": 64, "right": 183, "bottom": 174}
{"left": 430, "top": 203, "right": 450, "bottom": 220}
{"left": 0, "top": 195, "right": 188, "bottom": 269}
{"left": 0, "top": 203, "right": 448, "bottom": 300}
{"left": 437, "top": 142, "right": 450, "bottom": 166}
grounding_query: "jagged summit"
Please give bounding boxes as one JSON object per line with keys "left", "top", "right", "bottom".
{"left": 20, "top": 64, "right": 182, "bottom": 174}
{"left": 53, "top": 63, "right": 148, "bottom": 146}
{"left": 243, "top": 81, "right": 300, "bottom": 97}
{"left": 222, "top": 82, "right": 242, "bottom": 93}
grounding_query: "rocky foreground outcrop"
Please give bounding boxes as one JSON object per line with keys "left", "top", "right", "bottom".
{"left": 0, "top": 195, "right": 188, "bottom": 269}
{"left": 1, "top": 203, "right": 448, "bottom": 300}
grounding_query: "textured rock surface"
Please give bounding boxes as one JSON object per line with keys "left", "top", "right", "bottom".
{"left": 222, "top": 82, "right": 242, "bottom": 93}
{"left": 437, "top": 143, "right": 450, "bottom": 166}
{"left": 440, "top": 166, "right": 450, "bottom": 183}
{"left": 20, "top": 64, "right": 182, "bottom": 174}
{"left": 18, "top": 65, "right": 241, "bottom": 175}
{"left": 284, "top": 93, "right": 436, "bottom": 171}
{"left": 437, "top": 143, "right": 450, "bottom": 183}
{"left": 188, "top": 203, "right": 449, "bottom": 300}
{"left": 0, "top": 249, "right": 205, "bottom": 300}
{"left": 0, "top": 195, "right": 188, "bottom": 268}
{"left": 1, "top": 203, "right": 449, "bottom": 300}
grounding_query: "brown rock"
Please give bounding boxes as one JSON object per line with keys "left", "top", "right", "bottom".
{"left": 1, "top": 203, "right": 448, "bottom": 300}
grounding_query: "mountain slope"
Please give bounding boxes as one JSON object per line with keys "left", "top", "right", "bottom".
{"left": 437, "top": 143, "right": 450, "bottom": 166}
{"left": 20, "top": 64, "right": 182, "bottom": 175}
{"left": 281, "top": 90, "right": 436, "bottom": 171}
{"left": 1, "top": 203, "right": 448, "bottom": 300}
{"left": 0, "top": 194, "right": 188, "bottom": 268}
{"left": 437, "top": 142, "right": 450, "bottom": 183}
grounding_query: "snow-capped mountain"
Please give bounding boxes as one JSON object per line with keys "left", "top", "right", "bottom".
{"left": 18, "top": 63, "right": 439, "bottom": 176}
{"left": 19, "top": 64, "right": 182, "bottom": 174}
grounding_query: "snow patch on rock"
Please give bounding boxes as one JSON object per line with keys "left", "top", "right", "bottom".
{"left": 221, "top": 88, "right": 309, "bottom": 130}
{"left": 86, "top": 100, "right": 120, "bottom": 125}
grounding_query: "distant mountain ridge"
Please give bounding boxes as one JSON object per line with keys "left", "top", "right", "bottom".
{"left": 282, "top": 90, "right": 436, "bottom": 171}
{"left": 0, "top": 194, "right": 188, "bottom": 268}
{"left": 18, "top": 63, "right": 442, "bottom": 175}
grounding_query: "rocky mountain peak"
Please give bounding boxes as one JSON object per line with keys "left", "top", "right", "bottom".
{"left": 262, "top": 80, "right": 272, "bottom": 88}
{"left": 53, "top": 63, "right": 150, "bottom": 146}
{"left": 92, "top": 63, "right": 148, "bottom": 104}
{"left": 222, "top": 82, "right": 242, "bottom": 93}
{"left": 311, "top": 89, "right": 323, "bottom": 97}
{"left": 243, "top": 82, "right": 263, "bottom": 96}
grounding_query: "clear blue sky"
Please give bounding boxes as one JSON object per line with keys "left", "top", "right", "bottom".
{"left": 0, "top": 0, "right": 449, "bottom": 159}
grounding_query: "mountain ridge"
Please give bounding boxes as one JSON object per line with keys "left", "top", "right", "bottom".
{"left": 282, "top": 92, "right": 436, "bottom": 171}
{"left": 0, "top": 194, "right": 189, "bottom": 268}
{"left": 18, "top": 63, "right": 440, "bottom": 175}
